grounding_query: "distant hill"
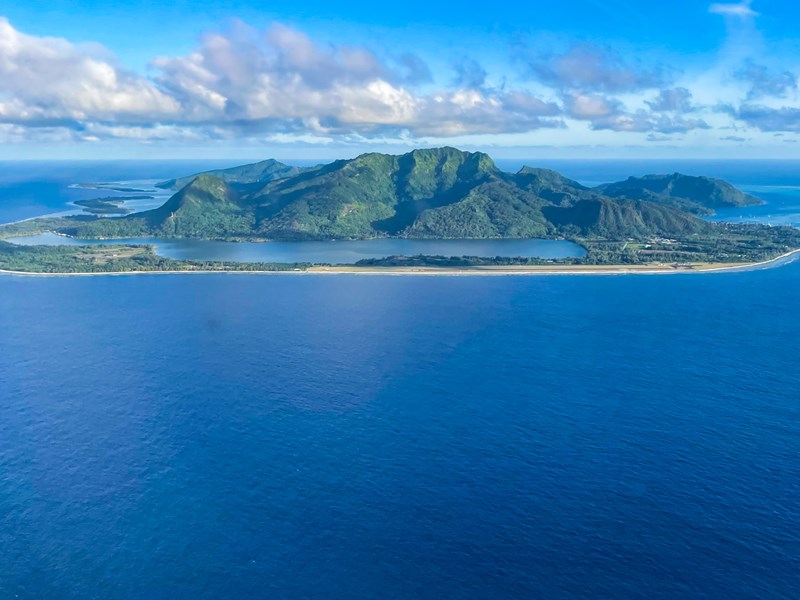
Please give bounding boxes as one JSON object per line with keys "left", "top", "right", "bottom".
{"left": 595, "top": 173, "right": 762, "bottom": 214}
{"left": 155, "top": 159, "right": 309, "bottom": 191}
{"left": 61, "top": 175, "right": 253, "bottom": 239}
{"left": 42, "top": 147, "right": 759, "bottom": 243}
{"left": 513, "top": 166, "right": 592, "bottom": 204}
{"left": 144, "top": 174, "right": 253, "bottom": 237}
{"left": 543, "top": 198, "right": 713, "bottom": 238}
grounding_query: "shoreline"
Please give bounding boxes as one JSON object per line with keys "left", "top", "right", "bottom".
{"left": 2, "top": 249, "right": 799, "bottom": 278}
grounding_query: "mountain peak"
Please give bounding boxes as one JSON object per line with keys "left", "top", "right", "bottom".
{"left": 515, "top": 166, "right": 588, "bottom": 195}
{"left": 184, "top": 173, "right": 235, "bottom": 195}
{"left": 408, "top": 146, "right": 493, "bottom": 161}
{"left": 401, "top": 147, "right": 498, "bottom": 177}
{"left": 154, "top": 175, "right": 239, "bottom": 217}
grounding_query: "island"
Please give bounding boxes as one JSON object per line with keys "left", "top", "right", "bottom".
{"left": 1, "top": 147, "right": 798, "bottom": 275}
{"left": 73, "top": 196, "right": 154, "bottom": 216}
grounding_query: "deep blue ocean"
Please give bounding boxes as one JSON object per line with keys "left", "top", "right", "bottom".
{"left": 1, "top": 161, "right": 800, "bottom": 598}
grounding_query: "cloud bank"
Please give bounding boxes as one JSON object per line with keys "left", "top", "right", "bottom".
{"left": 0, "top": 18, "right": 178, "bottom": 126}
{"left": 0, "top": 18, "right": 564, "bottom": 143}
{"left": 0, "top": 7, "right": 798, "bottom": 150}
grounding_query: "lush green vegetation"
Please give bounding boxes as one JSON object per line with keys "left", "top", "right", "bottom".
{"left": 578, "top": 224, "right": 800, "bottom": 265}
{"left": 74, "top": 196, "right": 153, "bottom": 215}
{"left": 0, "top": 217, "right": 86, "bottom": 239}
{"left": 3, "top": 148, "right": 770, "bottom": 244}
{"left": 1, "top": 147, "right": 798, "bottom": 273}
{"left": 156, "top": 159, "right": 309, "bottom": 191}
{"left": 57, "top": 175, "right": 255, "bottom": 239}
{"left": 354, "top": 255, "right": 572, "bottom": 267}
{"left": 596, "top": 173, "right": 762, "bottom": 214}
{"left": 1, "top": 223, "right": 797, "bottom": 274}
{"left": 542, "top": 198, "right": 713, "bottom": 238}
{"left": 0, "top": 241, "right": 310, "bottom": 273}
{"left": 356, "top": 225, "right": 800, "bottom": 268}
{"left": 250, "top": 148, "right": 505, "bottom": 239}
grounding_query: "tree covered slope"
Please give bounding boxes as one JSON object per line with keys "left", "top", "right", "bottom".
{"left": 595, "top": 173, "right": 762, "bottom": 214}
{"left": 543, "top": 198, "right": 714, "bottom": 238}
{"left": 9, "top": 148, "right": 765, "bottom": 243}
{"left": 61, "top": 175, "right": 254, "bottom": 239}
{"left": 156, "top": 159, "right": 309, "bottom": 191}
{"left": 248, "top": 147, "right": 528, "bottom": 239}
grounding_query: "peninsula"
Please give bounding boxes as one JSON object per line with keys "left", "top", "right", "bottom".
{"left": 1, "top": 147, "right": 798, "bottom": 275}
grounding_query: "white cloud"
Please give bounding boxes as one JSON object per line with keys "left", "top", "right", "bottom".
{"left": 564, "top": 93, "right": 619, "bottom": 119}
{"left": 525, "top": 43, "right": 666, "bottom": 93}
{"left": 150, "top": 22, "right": 562, "bottom": 136}
{"left": 0, "top": 18, "right": 564, "bottom": 142}
{"left": 646, "top": 88, "right": 696, "bottom": 113}
{"left": 563, "top": 92, "right": 709, "bottom": 133}
{"left": 723, "top": 104, "right": 800, "bottom": 132}
{"left": 0, "top": 14, "right": 797, "bottom": 152}
{"left": 735, "top": 62, "right": 797, "bottom": 100}
{"left": 709, "top": 0, "right": 758, "bottom": 18}
{"left": 0, "top": 17, "right": 178, "bottom": 123}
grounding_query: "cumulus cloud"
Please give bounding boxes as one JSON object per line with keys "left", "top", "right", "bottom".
{"left": 0, "top": 15, "right": 795, "bottom": 148}
{"left": 0, "top": 18, "right": 563, "bottom": 141}
{"left": 563, "top": 93, "right": 620, "bottom": 120}
{"left": 413, "top": 90, "right": 561, "bottom": 136}
{"left": 709, "top": 0, "right": 758, "bottom": 18}
{"left": 735, "top": 62, "right": 797, "bottom": 100}
{"left": 564, "top": 92, "right": 709, "bottom": 133}
{"left": 0, "top": 17, "right": 178, "bottom": 124}
{"left": 646, "top": 88, "right": 696, "bottom": 113}
{"left": 723, "top": 104, "right": 800, "bottom": 132}
{"left": 151, "top": 23, "right": 564, "bottom": 137}
{"left": 521, "top": 43, "right": 697, "bottom": 136}
{"left": 526, "top": 43, "right": 665, "bottom": 93}
{"left": 150, "top": 22, "right": 402, "bottom": 124}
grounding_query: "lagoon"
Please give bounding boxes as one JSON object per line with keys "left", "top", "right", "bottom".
{"left": 7, "top": 233, "right": 587, "bottom": 264}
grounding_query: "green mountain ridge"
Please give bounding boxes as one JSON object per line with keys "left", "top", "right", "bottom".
{"left": 58, "top": 175, "right": 253, "bottom": 239}
{"left": 151, "top": 174, "right": 241, "bottom": 214}
{"left": 595, "top": 173, "right": 762, "bottom": 214}
{"left": 16, "top": 147, "right": 767, "bottom": 244}
{"left": 543, "top": 198, "right": 713, "bottom": 238}
{"left": 249, "top": 147, "right": 514, "bottom": 239}
{"left": 155, "top": 159, "right": 309, "bottom": 191}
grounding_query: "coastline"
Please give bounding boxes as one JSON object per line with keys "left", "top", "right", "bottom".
{"left": 2, "top": 249, "right": 799, "bottom": 278}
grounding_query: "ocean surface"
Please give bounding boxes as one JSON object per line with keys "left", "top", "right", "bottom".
{"left": 1, "top": 161, "right": 800, "bottom": 598}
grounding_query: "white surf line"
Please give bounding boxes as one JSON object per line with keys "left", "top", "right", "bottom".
{"left": 696, "top": 248, "right": 800, "bottom": 274}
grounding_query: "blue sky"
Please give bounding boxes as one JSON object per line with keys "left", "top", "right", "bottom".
{"left": 1, "top": 0, "right": 800, "bottom": 158}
